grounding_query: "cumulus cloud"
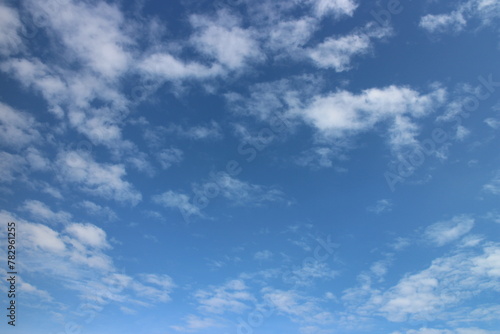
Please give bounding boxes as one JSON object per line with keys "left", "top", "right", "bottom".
{"left": 295, "top": 85, "right": 446, "bottom": 151}
{"left": 308, "top": 0, "right": 358, "bottom": 18}
{"left": 420, "top": 11, "right": 467, "bottom": 33}
{"left": 190, "top": 10, "right": 264, "bottom": 70}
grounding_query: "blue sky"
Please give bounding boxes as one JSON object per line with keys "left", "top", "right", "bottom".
{"left": 0, "top": 0, "right": 500, "bottom": 333}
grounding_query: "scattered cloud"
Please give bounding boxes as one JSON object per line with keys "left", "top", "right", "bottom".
{"left": 0, "top": 102, "right": 42, "bottom": 149}
{"left": 367, "top": 199, "right": 393, "bottom": 214}
{"left": 190, "top": 10, "right": 264, "bottom": 70}
{"left": 194, "top": 279, "right": 255, "bottom": 314}
{"left": 420, "top": 0, "right": 500, "bottom": 34}
{"left": 157, "top": 147, "right": 184, "bottom": 169}
{"left": 0, "top": 2, "right": 23, "bottom": 56}
{"left": 194, "top": 173, "right": 285, "bottom": 206}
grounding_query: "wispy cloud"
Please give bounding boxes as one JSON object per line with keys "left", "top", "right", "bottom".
{"left": 194, "top": 279, "right": 255, "bottom": 314}
{"left": 420, "top": 0, "right": 500, "bottom": 34}
{"left": 367, "top": 199, "right": 393, "bottom": 214}
{"left": 424, "top": 215, "right": 475, "bottom": 246}
{"left": 308, "top": 23, "right": 392, "bottom": 71}
{"left": 56, "top": 150, "right": 142, "bottom": 205}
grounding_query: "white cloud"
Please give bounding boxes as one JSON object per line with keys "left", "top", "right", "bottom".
{"left": 77, "top": 200, "right": 117, "bottom": 221}
{"left": 0, "top": 2, "right": 23, "bottom": 56}
{"left": 424, "top": 215, "right": 475, "bottom": 246}
{"left": 153, "top": 190, "right": 203, "bottom": 218}
{"left": 24, "top": 0, "right": 133, "bottom": 79}
{"left": 171, "top": 314, "right": 223, "bottom": 332}
{"left": 56, "top": 150, "right": 141, "bottom": 205}
{"left": 285, "top": 260, "right": 339, "bottom": 286}
{"left": 344, "top": 242, "right": 500, "bottom": 322}
{"left": 162, "top": 121, "right": 223, "bottom": 141}
{"left": 23, "top": 219, "right": 67, "bottom": 253}
{"left": 194, "top": 173, "right": 285, "bottom": 206}
{"left": 296, "top": 85, "right": 446, "bottom": 150}
{"left": 472, "top": 245, "right": 500, "bottom": 277}
{"left": 484, "top": 117, "right": 500, "bottom": 129}
{"left": 419, "top": 0, "right": 500, "bottom": 34}
{"left": 309, "top": 0, "right": 358, "bottom": 18}
{"left": 195, "top": 279, "right": 254, "bottom": 314}
{"left": 483, "top": 170, "right": 500, "bottom": 195}
{"left": 308, "top": 23, "right": 391, "bottom": 71}
{"left": 18, "top": 279, "right": 54, "bottom": 303}
{"left": 265, "top": 17, "right": 317, "bottom": 54}
{"left": 132, "top": 274, "right": 176, "bottom": 302}
{"left": 25, "top": 147, "right": 51, "bottom": 171}
{"left": 65, "top": 223, "right": 110, "bottom": 249}
{"left": 139, "top": 53, "right": 222, "bottom": 80}
{"left": 0, "top": 102, "right": 42, "bottom": 149}
{"left": 295, "top": 146, "right": 344, "bottom": 169}
{"left": 0, "top": 151, "right": 26, "bottom": 183}
{"left": 157, "top": 147, "right": 184, "bottom": 169}
{"left": 0, "top": 57, "right": 133, "bottom": 151}
{"left": 254, "top": 250, "right": 273, "bottom": 260}
{"left": 262, "top": 288, "right": 334, "bottom": 324}
{"left": 21, "top": 200, "right": 72, "bottom": 225}
{"left": 420, "top": 11, "right": 467, "bottom": 33}
{"left": 367, "top": 199, "right": 393, "bottom": 214}
{"left": 190, "top": 10, "right": 263, "bottom": 70}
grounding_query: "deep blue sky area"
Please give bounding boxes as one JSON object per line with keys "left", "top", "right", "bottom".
{"left": 0, "top": 0, "right": 500, "bottom": 333}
